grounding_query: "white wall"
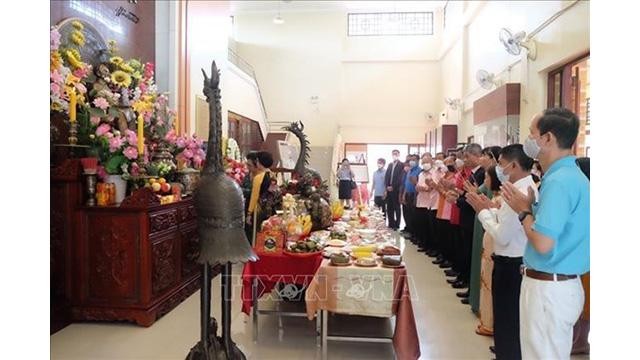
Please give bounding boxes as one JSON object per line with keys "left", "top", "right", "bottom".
{"left": 442, "top": 0, "right": 589, "bottom": 143}
{"left": 155, "top": 1, "right": 179, "bottom": 109}
{"left": 223, "top": 64, "right": 268, "bottom": 137}
{"left": 233, "top": 10, "right": 444, "bottom": 148}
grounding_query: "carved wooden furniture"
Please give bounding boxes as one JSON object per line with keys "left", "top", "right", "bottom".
{"left": 71, "top": 189, "right": 214, "bottom": 326}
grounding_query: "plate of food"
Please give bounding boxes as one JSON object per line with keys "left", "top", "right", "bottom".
{"left": 356, "top": 229, "right": 377, "bottom": 237}
{"left": 381, "top": 255, "right": 404, "bottom": 268}
{"left": 330, "top": 252, "right": 351, "bottom": 266}
{"left": 354, "top": 257, "right": 377, "bottom": 267}
{"left": 329, "top": 230, "right": 347, "bottom": 240}
{"left": 326, "top": 239, "right": 347, "bottom": 247}
{"left": 376, "top": 245, "right": 401, "bottom": 256}
{"left": 284, "top": 240, "right": 323, "bottom": 257}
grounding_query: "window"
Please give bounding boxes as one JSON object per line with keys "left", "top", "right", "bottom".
{"left": 547, "top": 53, "right": 590, "bottom": 157}
{"left": 348, "top": 12, "right": 434, "bottom": 36}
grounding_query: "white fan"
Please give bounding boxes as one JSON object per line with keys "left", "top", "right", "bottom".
{"left": 476, "top": 70, "right": 496, "bottom": 90}
{"left": 499, "top": 28, "right": 537, "bottom": 60}
{"left": 444, "top": 98, "right": 461, "bottom": 110}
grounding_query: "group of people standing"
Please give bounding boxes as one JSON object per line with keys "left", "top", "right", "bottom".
{"left": 368, "top": 107, "right": 590, "bottom": 360}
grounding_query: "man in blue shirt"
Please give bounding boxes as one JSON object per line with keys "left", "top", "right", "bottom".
{"left": 502, "top": 108, "right": 589, "bottom": 360}
{"left": 401, "top": 154, "right": 422, "bottom": 241}
{"left": 371, "top": 158, "right": 387, "bottom": 215}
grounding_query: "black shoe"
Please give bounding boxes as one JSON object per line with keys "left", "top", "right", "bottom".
{"left": 439, "top": 261, "right": 453, "bottom": 269}
{"left": 451, "top": 280, "right": 468, "bottom": 289}
{"left": 444, "top": 269, "right": 459, "bottom": 277}
{"left": 446, "top": 278, "right": 459, "bottom": 285}
{"left": 417, "top": 247, "right": 427, "bottom": 252}
{"left": 426, "top": 250, "right": 438, "bottom": 257}
{"left": 456, "top": 290, "right": 469, "bottom": 298}
{"left": 460, "top": 298, "right": 469, "bottom": 305}
{"left": 432, "top": 258, "right": 444, "bottom": 265}
{"left": 489, "top": 346, "right": 496, "bottom": 354}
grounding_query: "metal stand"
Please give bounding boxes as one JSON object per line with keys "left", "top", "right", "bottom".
{"left": 186, "top": 263, "right": 246, "bottom": 360}
{"left": 320, "top": 310, "right": 394, "bottom": 360}
{"left": 84, "top": 172, "right": 97, "bottom": 206}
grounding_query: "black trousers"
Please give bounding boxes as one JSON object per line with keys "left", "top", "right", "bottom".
{"left": 374, "top": 196, "right": 386, "bottom": 216}
{"left": 458, "top": 221, "right": 474, "bottom": 283}
{"left": 402, "top": 192, "right": 417, "bottom": 234}
{"left": 415, "top": 208, "right": 436, "bottom": 250}
{"left": 492, "top": 255, "right": 523, "bottom": 360}
{"left": 386, "top": 191, "right": 402, "bottom": 230}
{"left": 435, "top": 219, "right": 451, "bottom": 260}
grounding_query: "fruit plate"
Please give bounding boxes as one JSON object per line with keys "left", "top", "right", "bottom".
{"left": 283, "top": 250, "right": 322, "bottom": 258}
{"left": 381, "top": 262, "right": 405, "bottom": 269}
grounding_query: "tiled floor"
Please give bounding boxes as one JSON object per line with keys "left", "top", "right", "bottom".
{"left": 51, "top": 241, "right": 589, "bottom": 359}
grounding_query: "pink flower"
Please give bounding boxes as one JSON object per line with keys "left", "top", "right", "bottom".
{"left": 182, "top": 149, "right": 194, "bottom": 159}
{"left": 105, "top": 132, "right": 114, "bottom": 139}
{"left": 93, "top": 97, "right": 109, "bottom": 110}
{"left": 192, "top": 155, "right": 203, "bottom": 168}
{"left": 165, "top": 129, "right": 177, "bottom": 145}
{"left": 176, "top": 137, "right": 186, "bottom": 148}
{"left": 109, "top": 136, "right": 124, "bottom": 153}
{"left": 144, "top": 62, "right": 154, "bottom": 78}
{"left": 96, "top": 123, "right": 112, "bottom": 136}
{"left": 50, "top": 70, "right": 64, "bottom": 84}
{"left": 50, "top": 83, "right": 61, "bottom": 96}
{"left": 130, "top": 162, "right": 140, "bottom": 177}
{"left": 97, "top": 166, "right": 107, "bottom": 181}
{"left": 90, "top": 116, "right": 101, "bottom": 125}
{"left": 50, "top": 28, "right": 61, "bottom": 50}
{"left": 123, "top": 146, "right": 138, "bottom": 160}
{"left": 73, "top": 66, "right": 89, "bottom": 79}
{"left": 75, "top": 83, "right": 87, "bottom": 94}
{"left": 124, "top": 129, "right": 138, "bottom": 146}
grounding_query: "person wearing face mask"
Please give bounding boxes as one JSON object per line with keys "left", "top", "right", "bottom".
{"left": 466, "top": 146, "right": 502, "bottom": 309}
{"left": 385, "top": 149, "right": 405, "bottom": 230}
{"left": 337, "top": 158, "right": 355, "bottom": 209}
{"left": 433, "top": 157, "right": 458, "bottom": 269}
{"left": 371, "top": 158, "right": 387, "bottom": 215}
{"left": 415, "top": 153, "right": 439, "bottom": 254}
{"left": 501, "top": 108, "right": 589, "bottom": 360}
{"left": 467, "top": 144, "right": 538, "bottom": 360}
{"left": 401, "top": 154, "right": 422, "bottom": 241}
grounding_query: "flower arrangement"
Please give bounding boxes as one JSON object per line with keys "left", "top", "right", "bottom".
{"left": 225, "top": 137, "right": 242, "bottom": 161}
{"left": 50, "top": 25, "right": 91, "bottom": 115}
{"left": 167, "top": 132, "right": 206, "bottom": 171}
{"left": 282, "top": 171, "right": 330, "bottom": 200}
{"left": 224, "top": 157, "right": 249, "bottom": 185}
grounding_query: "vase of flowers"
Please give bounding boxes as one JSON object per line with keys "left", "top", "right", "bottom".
{"left": 105, "top": 174, "right": 127, "bottom": 205}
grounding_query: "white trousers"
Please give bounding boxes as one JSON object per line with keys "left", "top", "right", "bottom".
{"left": 520, "top": 275, "right": 584, "bottom": 360}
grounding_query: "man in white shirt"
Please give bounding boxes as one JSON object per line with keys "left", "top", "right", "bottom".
{"left": 466, "top": 144, "right": 539, "bottom": 360}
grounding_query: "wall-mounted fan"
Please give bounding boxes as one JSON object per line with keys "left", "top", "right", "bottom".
{"left": 56, "top": 17, "right": 109, "bottom": 67}
{"left": 476, "top": 69, "right": 497, "bottom": 90}
{"left": 444, "top": 98, "right": 461, "bottom": 110}
{"left": 499, "top": 28, "right": 537, "bottom": 60}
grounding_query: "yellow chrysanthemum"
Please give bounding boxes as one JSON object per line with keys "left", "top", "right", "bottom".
{"left": 132, "top": 99, "right": 153, "bottom": 114}
{"left": 70, "top": 30, "right": 85, "bottom": 46}
{"left": 65, "top": 74, "right": 80, "bottom": 86}
{"left": 108, "top": 40, "right": 118, "bottom": 55}
{"left": 71, "top": 20, "right": 84, "bottom": 30}
{"left": 119, "top": 62, "right": 134, "bottom": 73}
{"left": 65, "top": 50, "right": 83, "bottom": 69}
{"left": 131, "top": 71, "right": 142, "bottom": 80}
{"left": 51, "top": 102, "right": 62, "bottom": 111}
{"left": 111, "top": 70, "right": 132, "bottom": 88}
{"left": 110, "top": 56, "right": 123, "bottom": 66}
{"left": 50, "top": 51, "right": 62, "bottom": 71}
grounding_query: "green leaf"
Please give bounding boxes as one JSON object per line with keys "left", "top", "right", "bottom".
{"left": 88, "top": 107, "right": 107, "bottom": 118}
{"left": 108, "top": 107, "right": 120, "bottom": 118}
{"left": 105, "top": 154, "right": 126, "bottom": 174}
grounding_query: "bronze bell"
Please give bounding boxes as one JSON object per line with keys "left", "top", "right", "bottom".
{"left": 195, "top": 172, "right": 256, "bottom": 264}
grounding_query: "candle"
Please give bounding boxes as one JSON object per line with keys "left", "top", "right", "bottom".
{"left": 68, "top": 89, "right": 77, "bottom": 123}
{"left": 137, "top": 114, "right": 144, "bottom": 155}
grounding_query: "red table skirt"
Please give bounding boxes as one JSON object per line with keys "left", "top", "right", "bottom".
{"left": 241, "top": 251, "right": 323, "bottom": 315}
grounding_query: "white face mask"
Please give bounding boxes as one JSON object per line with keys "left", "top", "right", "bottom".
{"left": 392, "top": 155, "right": 399, "bottom": 161}
{"left": 496, "top": 164, "right": 510, "bottom": 184}
{"left": 524, "top": 136, "right": 542, "bottom": 159}
{"left": 421, "top": 163, "right": 432, "bottom": 171}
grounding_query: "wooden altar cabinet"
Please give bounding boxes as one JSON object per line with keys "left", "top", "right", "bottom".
{"left": 70, "top": 189, "right": 213, "bottom": 327}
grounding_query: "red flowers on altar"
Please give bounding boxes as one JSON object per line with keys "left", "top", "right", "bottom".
{"left": 225, "top": 158, "right": 248, "bottom": 185}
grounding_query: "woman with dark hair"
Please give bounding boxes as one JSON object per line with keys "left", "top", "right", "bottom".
{"left": 336, "top": 158, "right": 355, "bottom": 208}
{"left": 475, "top": 165, "right": 502, "bottom": 337}
{"left": 247, "top": 151, "right": 275, "bottom": 243}
{"left": 466, "top": 146, "right": 502, "bottom": 314}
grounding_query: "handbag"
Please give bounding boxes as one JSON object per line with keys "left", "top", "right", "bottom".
{"left": 351, "top": 179, "right": 357, "bottom": 189}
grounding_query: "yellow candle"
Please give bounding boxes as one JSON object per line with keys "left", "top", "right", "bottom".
{"left": 68, "top": 89, "right": 77, "bottom": 123}
{"left": 137, "top": 114, "right": 144, "bottom": 155}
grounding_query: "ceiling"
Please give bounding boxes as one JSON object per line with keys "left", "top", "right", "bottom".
{"left": 230, "top": 1, "right": 446, "bottom": 15}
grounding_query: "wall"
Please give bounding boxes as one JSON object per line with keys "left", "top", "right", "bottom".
{"left": 441, "top": 0, "right": 589, "bottom": 143}
{"left": 51, "top": 0, "right": 155, "bottom": 64}
{"left": 154, "top": 1, "right": 179, "bottom": 109}
{"left": 233, "top": 10, "right": 444, "bottom": 148}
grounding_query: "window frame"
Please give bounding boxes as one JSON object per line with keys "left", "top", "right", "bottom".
{"left": 347, "top": 12, "right": 434, "bottom": 37}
